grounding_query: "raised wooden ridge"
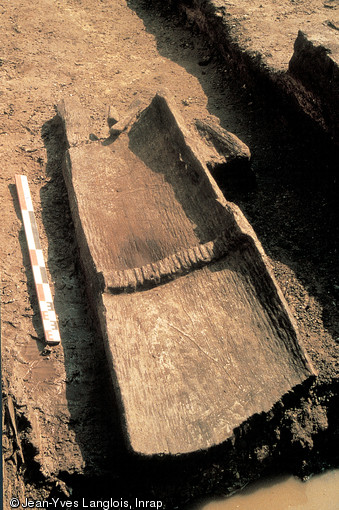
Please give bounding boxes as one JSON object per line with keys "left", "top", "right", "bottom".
{"left": 105, "top": 231, "right": 249, "bottom": 293}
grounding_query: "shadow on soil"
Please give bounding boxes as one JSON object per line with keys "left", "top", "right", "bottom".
{"left": 127, "top": 0, "right": 339, "bottom": 351}
{"left": 39, "top": 115, "right": 130, "bottom": 494}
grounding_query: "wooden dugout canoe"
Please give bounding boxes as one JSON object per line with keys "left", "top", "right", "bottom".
{"left": 57, "top": 92, "right": 315, "bottom": 455}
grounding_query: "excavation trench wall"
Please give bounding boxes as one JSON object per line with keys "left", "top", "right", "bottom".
{"left": 151, "top": 0, "right": 339, "bottom": 145}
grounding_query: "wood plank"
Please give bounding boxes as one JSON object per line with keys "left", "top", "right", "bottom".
{"left": 58, "top": 92, "right": 315, "bottom": 455}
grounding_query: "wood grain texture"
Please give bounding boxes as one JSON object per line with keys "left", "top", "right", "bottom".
{"left": 58, "top": 93, "right": 315, "bottom": 455}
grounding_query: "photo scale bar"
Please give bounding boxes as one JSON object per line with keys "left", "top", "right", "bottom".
{"left": 15, "top": 174, "right": 61, "bottom": 345}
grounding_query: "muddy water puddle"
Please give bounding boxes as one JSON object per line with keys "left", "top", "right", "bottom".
{"left": 193, "top": 470, "right": 339, "bottom": 510}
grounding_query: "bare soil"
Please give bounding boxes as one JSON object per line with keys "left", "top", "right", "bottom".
{"left": 1, "top": 0, "right": 338, "bottom": 508}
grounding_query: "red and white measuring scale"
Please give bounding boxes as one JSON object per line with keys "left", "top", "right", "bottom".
{"left": 15, "top": 174, "right": 61, "bottom": 345}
